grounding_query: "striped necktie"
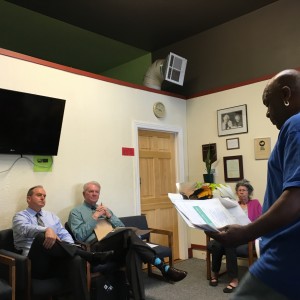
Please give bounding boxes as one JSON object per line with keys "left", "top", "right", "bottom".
{"left": 36, "top": 212, "right": 45, "bottom": 226}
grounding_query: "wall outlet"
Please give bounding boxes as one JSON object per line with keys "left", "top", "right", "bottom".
{"left": 33, "top": 156, "right": 52, "bottom": 172}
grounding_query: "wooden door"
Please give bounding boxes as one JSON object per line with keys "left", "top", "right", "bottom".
{"left": 138, "top": 129, "right": 179, "bottom": 259}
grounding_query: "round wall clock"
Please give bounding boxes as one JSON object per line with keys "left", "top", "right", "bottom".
{"left": 153, "top": 102, "right": 166, "bottom": 118}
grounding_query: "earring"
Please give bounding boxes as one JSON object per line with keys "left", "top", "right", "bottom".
{"left": 284, "top": 100, "right": 290, "bottom": 107}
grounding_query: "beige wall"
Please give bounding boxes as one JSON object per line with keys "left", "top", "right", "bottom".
{"left": 0, "top": 54, "right": 188, "bottom": 234}
{"left": 186, "top": 81, "right": 279, "bottom": 246}
{"left": 0, "top": 53, "right": 281, "bottom": 256}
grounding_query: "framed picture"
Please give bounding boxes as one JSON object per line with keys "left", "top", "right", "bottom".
{"left": 217, "top": 104, "right": 248, "bottom": 137}
{"left": 202, "top": 143, "right": 217, "bottom": 163}
{"left": 226, "top": 138, "right": 240, "bottom": 150}
{"left": 223, "top": 155, "right": 244, "bottom": 182}
{"left": 254, "top": 137, "right": 271, "bottom": 160}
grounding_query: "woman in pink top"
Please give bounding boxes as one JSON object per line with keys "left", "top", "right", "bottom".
{"left": 208, "top": 179, "right": 262, "bottom": 293}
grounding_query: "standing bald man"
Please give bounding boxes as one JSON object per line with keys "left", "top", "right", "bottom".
{"left": 207, "top": 69, "right": 300, "bottom": 299}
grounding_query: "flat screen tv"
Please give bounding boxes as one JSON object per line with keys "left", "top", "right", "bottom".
{"left": 0, "top": 88, "right": 66, "bottom": 156}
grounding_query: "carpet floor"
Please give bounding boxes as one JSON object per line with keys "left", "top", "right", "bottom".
{"left": 143, "top": 258, "right": 248, "bottom": 300}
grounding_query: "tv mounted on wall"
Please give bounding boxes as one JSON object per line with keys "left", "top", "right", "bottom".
{"left": 0, "top": 88, "right": 66, "bottom": 156}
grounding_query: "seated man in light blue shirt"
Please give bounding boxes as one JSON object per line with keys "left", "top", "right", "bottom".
{"left": 13, "top": 185, "right": 114, "bottom": 300}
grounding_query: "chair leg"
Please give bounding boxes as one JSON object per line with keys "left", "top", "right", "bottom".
{"left": 206, "top": 235, "right": 212, "bottom": 280}
{"left": 169, "top": 255, "right": 173, "bottom": 267}
{"left": 147, "top": 262, "right": 152, "bottom": 277}
{"left": 206, "top": 251, "right": 212, "bottom": 280}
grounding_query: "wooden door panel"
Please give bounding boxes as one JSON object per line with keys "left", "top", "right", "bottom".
{"left": 158, "top": 158, "right": 174, "bottom": 195}
{"left": 139, "top": 129, "right": 179, "bottom": 259}
{"left": 139, "top": 157, "right": 155, "bottom": 198}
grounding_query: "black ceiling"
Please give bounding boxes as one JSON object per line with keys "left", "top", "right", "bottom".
{"left": 6, "top": 0, "right": 277, "bottom": 52}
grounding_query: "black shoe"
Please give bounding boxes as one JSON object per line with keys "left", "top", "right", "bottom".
{"left": 163, "top": 267, "right": 187, "bottom": 282}
{"left": 84, "top": 250, "right": 114, "bottom": 264}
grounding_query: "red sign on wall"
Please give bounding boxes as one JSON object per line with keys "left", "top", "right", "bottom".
{"left": 122, "top": 147, "right": 135, "bottom": 156}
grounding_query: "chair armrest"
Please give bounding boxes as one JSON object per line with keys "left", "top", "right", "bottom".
{"left": 0, "top": 249, "right": 28, "bottom": 266}
{"left": 0, "top": 249, "right": 27, "bottom": 261}
{"left": 148, "top": 227, "right": 173, "bottom": 249}
{"left": 0, "top": 253, "right": 15, "bottom": 267}
{"left": 0, "top": 253, "right": 16, "bottom": 281}
{"left": 0, "top": 249, "right": 30, "bottom": 292}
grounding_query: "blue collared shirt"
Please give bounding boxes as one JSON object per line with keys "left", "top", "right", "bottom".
{"left": 12, "top": 207, "right": 74, "bottom": 256}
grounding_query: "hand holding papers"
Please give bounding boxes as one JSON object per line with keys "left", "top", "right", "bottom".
{"left": 168, "top": 193, "right": 250, "bottom": 232}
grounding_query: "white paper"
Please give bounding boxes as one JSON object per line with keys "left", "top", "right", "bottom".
{"left": 146, "top": 243, "right": 158, "bottom": 248}
{"left": 168, "top": 193, "right": 251, "bottom": 232}
{"left": 219, "top": 197, "right": 238, "bottom": 208}
{"left": 216, "top": 184, "right": 236, "bottom": 199}
{"left": 227, "top": 206, "right": 251, "bottom": 225}
{"left": 175, "top": 207, "right": 197, "bottom": 229}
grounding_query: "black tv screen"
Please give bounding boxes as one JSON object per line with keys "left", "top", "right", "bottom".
{"left": 0, "top": 88, "right": 66, "bottom": 156}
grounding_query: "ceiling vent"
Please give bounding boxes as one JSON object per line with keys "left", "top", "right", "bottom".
{"left": 163, "top": 52, "right": 187, "bottom": 86}
{"left": 143, "top": 52, "right": 187, "bottom": 90}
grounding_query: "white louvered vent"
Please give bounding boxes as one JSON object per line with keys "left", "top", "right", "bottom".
{"left": 163, "top": 52, "right": 187, "bottom": 86}
{"left": 143, "top": 52, "right": 187, "bottom": 90}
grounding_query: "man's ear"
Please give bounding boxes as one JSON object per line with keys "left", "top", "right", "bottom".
{"left": 282, "top": 85, "right": 292, "bottom": 100}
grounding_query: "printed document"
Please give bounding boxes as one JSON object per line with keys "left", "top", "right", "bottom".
{"left": 168, "top": 193, "right": 250, "bottom": 232}
{"left": 94, "top": 219, "right": 151, "bottom": 241}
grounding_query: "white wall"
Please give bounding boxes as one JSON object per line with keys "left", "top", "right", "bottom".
{"left": 186, "top": 81, "right": 279, "bottom": 246}
{"left": 0, "top": 54, "right": 188, "bottom": 230}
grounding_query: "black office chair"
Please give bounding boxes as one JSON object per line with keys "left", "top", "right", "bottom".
{"left": 0, "top": 228, "right": 72, "bottom": 300}
{"left": 119, "top": 215, "right": 173, "bottom": 281}
{"left": 0, "top": 252, "right": 16, "bottom": 300}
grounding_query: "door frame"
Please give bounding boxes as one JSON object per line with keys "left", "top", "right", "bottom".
{"left": 133, "top": 121, "right": 188, "bottom": 259}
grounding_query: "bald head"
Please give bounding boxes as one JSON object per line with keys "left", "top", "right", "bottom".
{"left": 263, "top": 69, "right": 300, "bottom": 129}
